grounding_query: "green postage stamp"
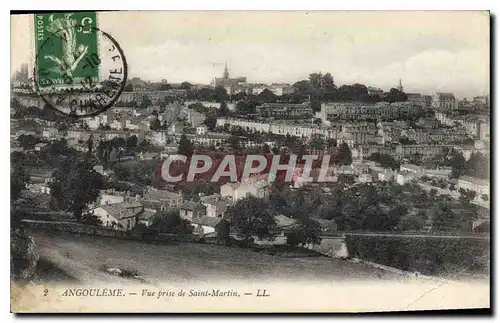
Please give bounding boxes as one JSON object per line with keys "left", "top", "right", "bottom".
{"left": 34, "top": 12, "right": 99, "bottom": 89}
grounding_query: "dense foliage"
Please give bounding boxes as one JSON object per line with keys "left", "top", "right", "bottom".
{"left": 346, "top": 236, "right": 489, "bottom": 276}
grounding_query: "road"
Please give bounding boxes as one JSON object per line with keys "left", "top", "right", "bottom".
{"left": 323, "top": 231, "right": 490, "bottom": 240}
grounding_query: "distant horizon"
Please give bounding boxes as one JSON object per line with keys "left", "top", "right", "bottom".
{"left": 12, "top": 65, "right": 489, "bottom": 100}
{"left": 11, "top": 11, "right": 490, "bottom": 99}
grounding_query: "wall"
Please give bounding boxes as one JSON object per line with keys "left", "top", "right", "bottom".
{"left": 21, "top": 220, "right": 199, "bottom": 243}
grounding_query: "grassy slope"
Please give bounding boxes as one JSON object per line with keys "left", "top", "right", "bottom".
{"left": 32, "top": 230, "right": 407, "bottom": 285}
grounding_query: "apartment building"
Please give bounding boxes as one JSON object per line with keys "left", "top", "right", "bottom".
{"left": 256, "top": 102, "right": 313, "bottom": 119}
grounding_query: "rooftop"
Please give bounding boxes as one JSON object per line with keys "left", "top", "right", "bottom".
{"left": 100, "top": 203, "right": 143, "bottom": 220}
{"left": 191, "top": 216, "right": 226, "bottom": 228}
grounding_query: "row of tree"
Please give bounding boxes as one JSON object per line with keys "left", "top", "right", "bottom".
{"left": 293, "top": 73, "right": 408, "bottom": 112}
{"left": 228, "top": 196, "right": 323, "bottom": 247}
{"left": 431, "top": 148, "right": 489, "bottom": 180}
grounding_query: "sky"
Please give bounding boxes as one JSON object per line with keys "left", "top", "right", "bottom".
{"left": 11, "top": 11, "right": 490, "bottom": 98}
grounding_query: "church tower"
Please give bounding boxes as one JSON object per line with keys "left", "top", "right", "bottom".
{"left": 223, "top": 61, "right": 229, "bottom": 79}
{"left": 397, "top": 78, "right": 404, "bottom": 92}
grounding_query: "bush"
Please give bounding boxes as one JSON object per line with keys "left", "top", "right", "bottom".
{"left": 10, "top": 228, "right": 39, "bottom": 281}
{"left": 346, "top": 236, "right": 489, "bottom": 275}
{"left": 80, "top": 213, "right": 103, "bottom": 226}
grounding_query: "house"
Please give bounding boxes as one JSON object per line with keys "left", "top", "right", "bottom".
{"left": 139, "top": 152, "right": 160, "bottom": 160}
{"left": 200, "top": 194, "right": 229, "bottom": 218}
{"left": 91, "top": 202, "right": 144, "bottom": 231}
{"left": 220, "top": 178, "right": 270, "bottom": 202}
{"left": 42, "top": 128, "right": 58, "bottom": 139}
{"left": 179, "top": 201, "right": 206, "bottom": 220}
{"left": 34, "top": 143, "right": 48, "bottom": 151}
{"left": 142, "top": 187, "right": 183, "bottom": 208}
{"left": 196, "top": 124, "right": 208, "bottom": 135}
{"left": 351, "top": 161, "right": 372, "bottom": 175}
{"left": 274, "top": 214, "right": 297, "bottom": 230}
{"left": 99, "top": 189, "right": 127, "bottom": 205}
{"left": 357, "top": 173, "right": 373, "bottom": 183}
{"left": 137, "top": 209, "right": 157, "bottom": 227}
{"left": 191, "top": 216, "right": 230, "bottom": 237}
{"left": 378, "top": 170, "right": 395, "bottom": 182}
{"left": 424, "top": 167, "right": 452, "bottom": 179}
{"left": 337, "top": 165, "right": 355, "bottom": 175}
{"left": 310, "top": 217, "right": 337, "bottom": 233}
{"left": 396, "top": 172, "right": 420, "bottom": 185}
{"left": 168, "top": 121, "right": 185, "bottom": 135}
{"left": 93, "top": 165, "right": 107, "bottom": 176}
{"left": 11, "top": 147, "right": 24, "bottom": 153}
{"left": 400, "top": 164, "right": 424, "bottom": 174}
{"left": 163, "top": 143, "right": 178, "bottom": 153}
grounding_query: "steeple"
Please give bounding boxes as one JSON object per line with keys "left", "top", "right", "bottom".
{"left": 223, "top": 61, "right": 229, "bottom": 79}
{"left": 397, "top": 78, "right": 404, "bottom": 92}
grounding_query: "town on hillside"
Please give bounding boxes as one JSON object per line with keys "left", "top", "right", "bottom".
{"left": 10, "top": 12, "right": 490, "bottom": 299}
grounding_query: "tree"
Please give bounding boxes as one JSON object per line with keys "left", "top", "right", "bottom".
{"left": 450, "top": 151, "right": 467, "bottom": 178}
{"left": 286, "top": 218, "right": 322, "bottom": 247}
{"left": 158, "top": 83, "right": 171, "bottom": 91}
{"left": 126, "top": 135, "right": 138, "bottom": 149}
{"left": 152, "top": 210, "right": 193, "bottom": 234}
{"left": 179, "top": 82, "right": 192, "bottom": 90}
{"left": 80, "top": 212, "right": 103, "bottom": 226}
{"left": 310, "top": 135, "right": 325, "bottom": 151}
{"left": 460, "top": 189, "right": 477, "bottom": 201}
{"left": 481, "top": 194, "right": 489, "bottom": 202}
{"left": 214, "top": 86, "right": 229, "bottom": 103}
{"left": 235, "top": 100, "right": 256, "bottom": 116}
{"left": 337, "top": 83, "right": 370, "bottom": 102}
{"left": 383, "top": 88, "right": 408, "bottom": 103}
{"left": 50, "top": 159, "right": 104, "bottom": 222}
{"left": 124, "top": 83, "right": 134, "bottom": 92}
{"left": 398, "top": 211, "right": 426, "bottom": 231}
{"left": 231, "top": 92, "right": 246, "bottom": 102}
{"left": 262, "top": 143, "right": 271, "bottom": 154}
{"left": 291, "top": 80, "right": 309, "bottom": 95}
{"left": 177, "top": 134, "right": 194, "bottom": 158}
{"left": 218, "top": 100, "right": 230, "bottom": 117}
{"left": 228, "top": 135, "right": 241, "bottom": 149}
{"left": 17, "top": 134, "right": 38, "bottom": 150}
{"left": 256, "top": 89, "right": 277, "bottom": 103}
{"left": 150, "top": 117, "right": 162, "bottom": 131}
{"left": 140, "top": 96, "right": 152, "bottom": 109}
{"left": 326, "top": 138, "right": 337, "bottom": 149}
{"left": 335, "top": 143, "right": 352, "bottom": 165}
{"left": 370, "top": 153, "right": 400, "bottom": 170}
{"left": 229, "top": 196, "right": 276, "bottom": 244}
{"left": 465, "top": 152, "right": 489, "bottom": 179}
{"left": 11, "top": 163, "right": 28, "bottom": 202}
{"left": 86, "top": 134, "right": 94, "bottom": 156}
{"left": 204, "top": 114, "right": 217, "bottom": 130}
{"left": 113, "top": 164, "right": 130, "bottom": 181}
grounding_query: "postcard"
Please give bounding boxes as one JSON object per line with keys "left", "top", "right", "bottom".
{"left": 10, "top": 10, "right": 490, "bottom": 313}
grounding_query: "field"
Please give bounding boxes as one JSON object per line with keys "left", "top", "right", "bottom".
{"left": 31, "top": 230, "right": 407, "bottom": 285}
